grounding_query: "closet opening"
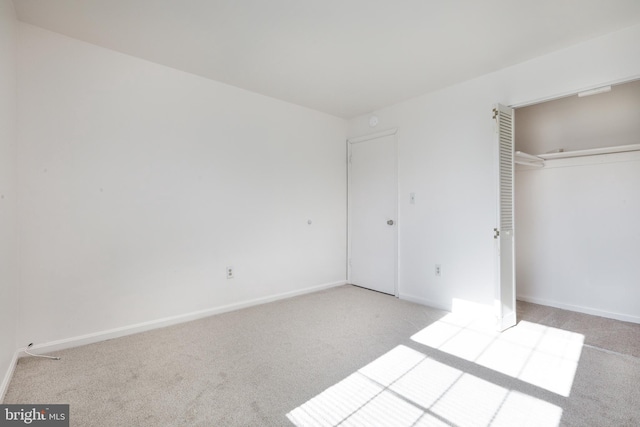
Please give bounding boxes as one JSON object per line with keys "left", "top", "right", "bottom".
{"left": 513, "top": 78, "right": 640, "bottom": 324}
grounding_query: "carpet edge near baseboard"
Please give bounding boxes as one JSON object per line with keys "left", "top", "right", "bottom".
{"left": 15, "top": 280, "right": 348, "bottom": 359}
{"left": 517, "top": 294, "right": 640, "bottom": 324}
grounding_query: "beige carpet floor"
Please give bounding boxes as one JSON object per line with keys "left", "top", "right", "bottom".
{"left": 4, "top": 285, "right": 640, "bottom": 426}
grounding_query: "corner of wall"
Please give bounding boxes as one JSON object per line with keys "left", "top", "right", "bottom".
{"left": 0, "top": 350, "right": 19, "bottom": 402}
{"left": 0, "top": 0, "right": 19, "bottom": 403}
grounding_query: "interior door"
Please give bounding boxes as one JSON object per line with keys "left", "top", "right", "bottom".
{"left": 494, "top": 104, "right": 516, "bottom": 330}
{"left": 348, "top": 130, "right": 397, "bottom": 295}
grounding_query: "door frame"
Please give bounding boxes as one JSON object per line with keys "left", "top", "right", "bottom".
{"left": 347, "top": 127, "right": 399, "bottom": 297}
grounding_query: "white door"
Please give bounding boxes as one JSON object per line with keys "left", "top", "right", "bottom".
{"left": 494, "top": 104, "right": 516, "bottom": 331}
{"left": 348, "top": 129, "right": 398, "bottom": 295}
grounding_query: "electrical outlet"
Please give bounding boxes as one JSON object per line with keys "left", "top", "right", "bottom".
{"left": 226, "top": 266, "right": 234, "bottom": 279}
{"left": 435, "top": 264, "right": 442, "bottom": 277}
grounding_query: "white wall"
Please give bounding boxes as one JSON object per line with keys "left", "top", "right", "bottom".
{"left": 0, "top": 0, "right": 18, "bottom": 399}
{"left": 516, "top": 153, "right": 640, "bottom": 323}
{"left": 347, "top": 24, "right": 640, "bottom": 317}
{"left": 16, "top": 23, "right": 347, "bottom": 347}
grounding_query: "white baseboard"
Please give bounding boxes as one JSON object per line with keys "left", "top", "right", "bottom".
{"left": 517, "top": 294, "right": 640, "bottom": 324}
{"left": 399, "top": 293, "right": 451, "bottom": 312}
{"left": 1, "top": 350, "right": 19, "bottom": 402}
{"left": 23, "top": 280, "right": 348, "bottom": 356}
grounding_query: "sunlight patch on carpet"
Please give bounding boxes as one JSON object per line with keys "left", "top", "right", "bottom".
{"left": 411, "top": 315, "right": 584, "bottom": 397}
{"left": 287, "top": 345, "right": 562, "bottom": 427}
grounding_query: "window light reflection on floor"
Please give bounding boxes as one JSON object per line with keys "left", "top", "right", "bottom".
{"left": 287, "top": 345, "right": 563, "bottom": 427}
{"left": 410, "top": 315, "right": 585, "bottom": 397}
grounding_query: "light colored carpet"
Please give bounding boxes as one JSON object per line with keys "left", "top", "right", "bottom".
{"left": 4, "top": 285, "right": 640, "bottom": 426}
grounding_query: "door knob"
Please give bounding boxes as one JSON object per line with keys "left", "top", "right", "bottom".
{"left": 387, "top": 220, "right": 394, "bottom": 226}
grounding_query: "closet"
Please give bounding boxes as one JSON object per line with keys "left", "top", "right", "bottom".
{"left": 514, "top": 79, "right": 640, "bottom": 324}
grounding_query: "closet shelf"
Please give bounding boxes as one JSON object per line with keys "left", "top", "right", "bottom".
{"left": 536, "top": 143, "right": 640, "bottom": 160}
{"left": 515, "top": 151, "right": 544, "bottom": 168}
{"left": 515, "top": 143, "right": 640, "bottom": 167}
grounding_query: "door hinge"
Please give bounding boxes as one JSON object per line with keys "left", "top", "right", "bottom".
{"left": 493, "top": 228, "right": 500, "bottom": 239}
{"left": 492, "top": 108, "right": 499, "bottom": 120}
